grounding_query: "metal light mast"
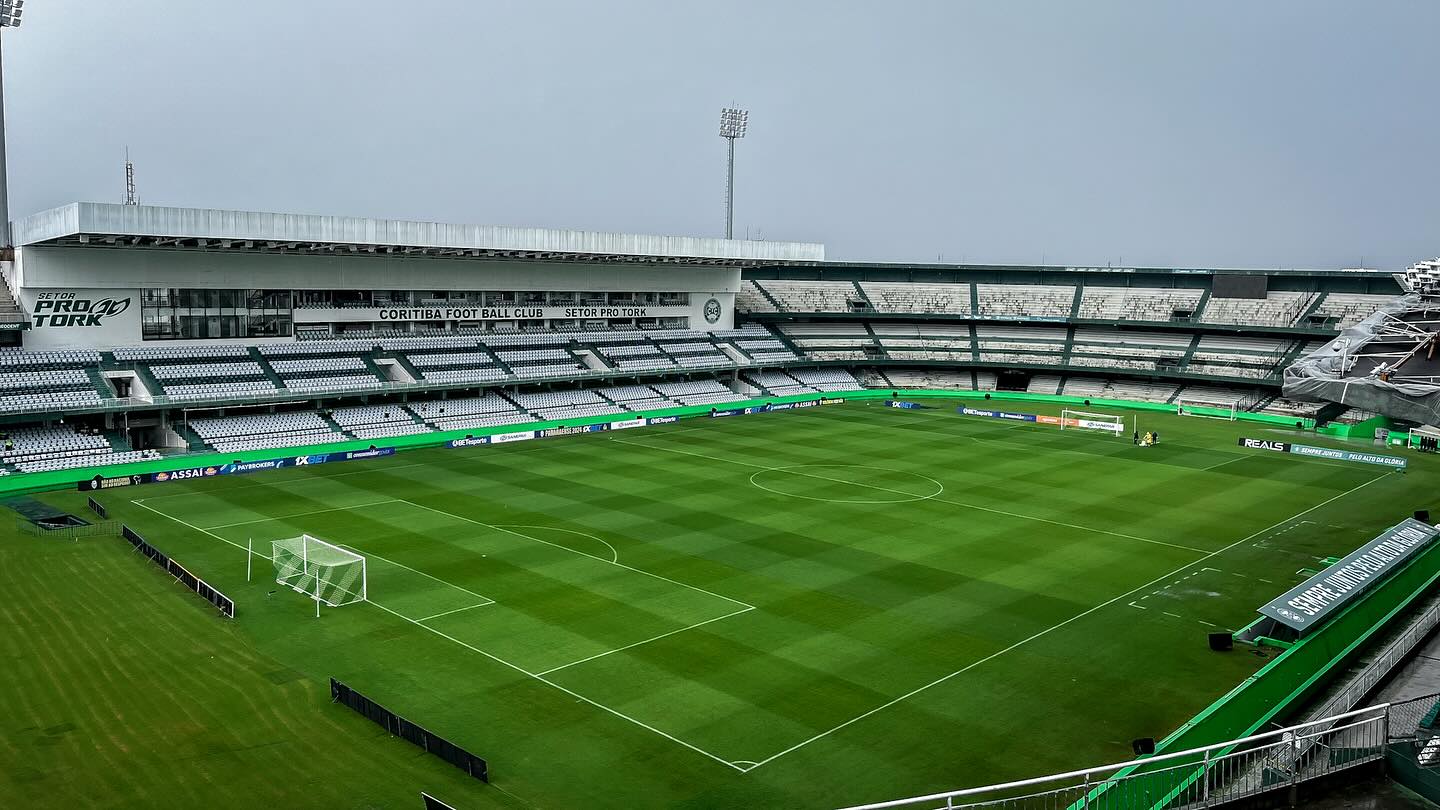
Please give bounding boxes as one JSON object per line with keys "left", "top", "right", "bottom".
{"left": 0, "top": 0, "right": 23, "bottom": 247}
{"left": 124, "top": 147, "right": 137, "bottom": 205}
{"left": 719, "top": 107, "right": 748, "bottom": 240}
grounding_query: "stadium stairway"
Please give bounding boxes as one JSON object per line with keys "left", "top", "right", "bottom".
{"left": 384, "top": 351, "right": 425, "bottom": 383}
{"left": 968, "top": 324, "right": 980, "bottom": 361}
{"left": 1300, "top": 291, "right": 1331, "bottom": 324}
{"left": 248, "top": 347, "right": 287, "bottom": 389}
{"left": 482, "top": 345, "right": 516, "bottom": 376}
{"left": 850, "top": 281, "right": 876, "bottom": 310}
{"left": 767, "top": 328, "right": 808, "bottom": 358}
{"left": 359, "top": 354, "right": 390, "bottom": 383}
{"left": 1191, "top": 287, "right": 1212, "bottom": 320}
{"left": 318, "top": 410, "right": 351, "bottom": 438}
{"left": 1314, "top": 401, "right": 1351, "bottom": 426}
{"left": 103, "top": 428, "right": 135, "bottom": 453}
{"left": 1181, "top": 333, "right": 1204, "bottom": 370}
{"left": 751, "top": 281, "right": 785, "bottom": 312}
{"left": 86, "top": 364, "right": 117, "bottom": 400}
{"left": 173, "top": 422, "right": 209, "bottom": 451}
{"left": 0, "top": 276, "right": 23, "bottom": 326}
{"left": 1069, "top": 286, "right": 1084, "bottom": 318}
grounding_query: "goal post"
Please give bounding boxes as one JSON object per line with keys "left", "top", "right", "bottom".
{"left": 1059, "top": 409, "right": 1125, "bottom": 436}
{"left": 272, "top": 534, "right": 367, "bottom": 608}
{"left": 1176, "top": 397, "right": 1239, "bottom": 421}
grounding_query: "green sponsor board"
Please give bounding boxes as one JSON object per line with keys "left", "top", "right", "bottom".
{"left": 1288, "top": 442, "right": 1408, "bottom": 469}
{"left": 1258, "top": 518, "right": 1440, "bottom": 633}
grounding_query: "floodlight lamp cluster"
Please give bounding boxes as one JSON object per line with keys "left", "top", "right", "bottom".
{"left": 719, "top": 107, "right": 748, "bottom": 139}
{"left": 0, "top": 0, "right": 23, "bottom": 28}
{"left": 1405, "top": 259, "right": 1440, "bottom": 299}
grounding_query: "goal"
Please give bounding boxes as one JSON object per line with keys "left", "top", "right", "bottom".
{"left": 1060, "top": 409, "right": 1125, "bottom": 436}
{"left": 272, "top": 534, "right": 367, "bottom": 608}
{"left": 1176, "top": 397, "right": 1239, "bottom": 421}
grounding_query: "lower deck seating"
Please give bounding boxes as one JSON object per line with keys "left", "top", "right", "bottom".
{"left": 190, "top": 412, "right": 346, "bottom": 453}
{"left": 0, "top": 425, "right": 162, "bottom": 473}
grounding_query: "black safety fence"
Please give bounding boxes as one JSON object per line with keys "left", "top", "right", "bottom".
{"left": 120, "top": 525, "right": 236, "bottom": 618}
{"left": 420, "top": 792, "right": 459, "bottom": 810}
{"left": 86, "top": 496, "right": 108, "bottom": 519}
{"left": 16, "top": 517, "right": 122, "bottom": 540}
{"left": 331, "top": 678, "right": 489, "bottom": 783}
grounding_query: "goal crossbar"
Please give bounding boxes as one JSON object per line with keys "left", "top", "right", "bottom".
{"left": 1177, "top": 397, "right": 1239, "bottom": 421}
{"left": 1059, "top": 409, "right": 1125, "bottom": 435}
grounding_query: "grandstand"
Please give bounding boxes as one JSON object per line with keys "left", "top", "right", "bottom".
{"left": 5, "top": 202, "right": 1437, "bottom": 810}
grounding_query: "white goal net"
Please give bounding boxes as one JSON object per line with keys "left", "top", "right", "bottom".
{"left": 1059, "top": 409, "right": 1125, "bottom": 436}
{"left": 1176, "top": 397, "right": 1239, "bottom": 421}
{"left": 272, "top": 534, "right": 367, "bottom": 607}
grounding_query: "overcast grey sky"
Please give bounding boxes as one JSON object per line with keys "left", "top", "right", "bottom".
{"left": 4, "top": 1, "right": 1435, "bottom": 269}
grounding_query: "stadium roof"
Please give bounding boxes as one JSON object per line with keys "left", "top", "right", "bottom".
{"left": 13, "top": 202, "right": 825, "bottom": 266}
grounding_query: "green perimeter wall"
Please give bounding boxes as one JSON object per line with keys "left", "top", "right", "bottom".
{"left": 0, "top": 388, "right": 1317, "bottom": 498}
{"left": 1079, "top": 527, "right": 1440, "bottom": 809}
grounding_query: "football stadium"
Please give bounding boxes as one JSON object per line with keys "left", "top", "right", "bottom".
{"left": 4, "top": 6, "right": 1440, "bottom": 810}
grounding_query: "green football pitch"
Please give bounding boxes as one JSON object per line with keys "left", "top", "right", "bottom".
{"left": 4, "top": 399, "right": 1436, "bottom": 809}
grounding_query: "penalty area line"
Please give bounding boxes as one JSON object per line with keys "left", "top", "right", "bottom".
{"left": 739, "top": 470, "right": 1393, "bottom": 772}
{"left": 364, "top": 599, "right": 748, "bottom": 773}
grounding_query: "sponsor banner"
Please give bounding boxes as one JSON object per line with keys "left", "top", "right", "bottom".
{"left": 152, "top": 466, "right": 223, "bottom": 483}
{"left": 1238, "top": 437, "right": 1291, "bottom": 453}
{"left": 1259, "top": 519, "right": 1440, "bottom": 632}
{"left": 743, "top": 406, "right": 767, "bottom": 415}
{"left": 541, "top": 424, "right": 608, "bottom": 438}
{"left": 21, "top": 287, "right": 143, "bottom": 350}
{"left": 447, "top": 436, "right": 490, "bottom": 449}
{"left": 819, "top": 398, "right": 846, "bottom": 405}
{"left": 1236, "top": 438, "right": 1407, "bottom": 469}
{"left": 1076, "top": 418, "right": 1122, "bottom": 432}
{"left": 489, "top": 431, "right": 535, "bottom": 444}
{"left": 78, "top": 474, "right": 145, "bottom": 491}
{"left": 298, "top": 305, "right": 689, "bottom": 324}
{"left": 1289, "top": 443, "right": 1407, "bottom": 469}
{"left": 710, "top": 409, "right": 743, "bottom": 418}
{"left": 342, "top": 447, "right": 397, "bottom": 461}
{"left": 293, "top": 453, "right": 332, "bottom": 467}
{"left": 220, "top": 459, "right": 290, "bottom": 475}
{"left": 958, "top": 406, "right": 1037, "bottom": 423}
{"left": 647, "top": 416, "right": 680, "bottom": 425}
{"left": 886, "top": 401, "right": 924, "bottom": 410}
{"left": 768, "top": 402, "right": 796, "bottom": 411}
{"left": 610, "top": 418, "right": 646, "bottom": 430}
{"left": 1036, "top": 415, "right": 1061, "bottom": 426}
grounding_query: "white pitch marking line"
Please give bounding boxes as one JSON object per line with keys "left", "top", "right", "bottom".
{"left": 132, "top": 501, "right": 748, "bottom": 770}
{"left": 416, "top": 603, "right": 494, "bottom": 623}
{"left": 738, "top": 470, "right": 1392, "bottom": 772}
{"left": 362, "top": 599, "right": 747, "bottom": 772}
{"left": 399, "top": 499, "right": 754, "bottom": 611}
{"left": 332, "top": 542, "right": 496, "bottom": 607}
{"left": 1162, "top": 611, "right": 1183, "bottom": 619}
{"left": 204, "top": 499, "right": 400, "bottom": 529}
{"left": 538, "top": 605, "right": 755, "bottom": 676}
{"left": 493, "top": 524, "right": 620, "bottom": 564}
{"left": 1127, "top": 602, "right": 1147, "bottom": 610}
{"left": 610, "top": 436, "right": 1208, "bottom": 555}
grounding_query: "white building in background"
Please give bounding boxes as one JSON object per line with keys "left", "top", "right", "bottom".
{"left": 4, "top": 202, "right": 824, "bottom": 350}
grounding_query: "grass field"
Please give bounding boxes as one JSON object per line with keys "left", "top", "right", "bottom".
{"left": 4, "top": 399, "right": 1436, "bottom": 809}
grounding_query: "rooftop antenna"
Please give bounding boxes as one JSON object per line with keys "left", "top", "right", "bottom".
{"left": 123, "top": 147, "right": 137, "bottom": 206}
{"left": 0, "top": 0, "right": 27, "bottom": 247}
{"left": 719, "top": 106, "right": 748, "bottom": 240}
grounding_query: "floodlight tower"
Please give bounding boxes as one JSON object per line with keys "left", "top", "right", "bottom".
{"left": 719, "top": 107, "right": 748, "bottom": 240}
{"left": 0, "top": 0, "right": 23, "bottom": 247}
